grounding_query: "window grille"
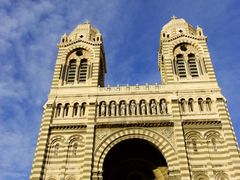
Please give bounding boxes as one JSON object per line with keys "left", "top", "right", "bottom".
{"left": 79, "top": 59, "right": 88, "bottom": 82}
{"left": 188, "top": 54, "right": 199, "bottom": 77}
{"left": 67, "top": 59, "right": 76, "bottom": 83}
{"left": 176, "top": 54, "right": 187, "bottom": 78}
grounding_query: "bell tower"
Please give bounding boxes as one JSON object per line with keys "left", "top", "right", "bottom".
{"left": 30, "top": 22, "right": 107, "bottom": 180}
{"left": 52, "top": 21, "right": 106, "bottom": 90}
{"left": 31, "top": 18, "right": 240, "bottom": 180}
{"left": 159, "top": 16, "right": 216, "bottom": 85}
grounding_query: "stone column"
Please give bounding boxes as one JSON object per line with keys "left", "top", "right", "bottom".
{"left": 75, "top": 62, "right": 80, "bottom": 84}
{"left": 171, "top": 99, "right": 191, "bottom": 180}
{"left": 126, "top": 103, "right": 129, "bottom": 116}
{"left": 137, "top": 103, "right": 140, "bottom": 115}
{"left": 83, "top": 98, "right": 96, "bottom": 180}
{"left": 54, "top": 107, "right": 58, "bottom": 118}
{"left": 68, "top": 105, "right": 73, "bottom": 117}
{"left": 157, "top": 102, "right": 161, "bottom": 115}
{"left": 77, "top": 105, "right": 81, "bottom": 117}
{"left": 106, "top": 103, "right": 109, "bottom": 117}
{"left": 61, "top": 106, "right": 64, "bottom": 118}
{"left": 116, "top": 104, "right": 119, "bottom": 116}
{"left": 96, "top": 104, "right": 99, "bottom": 117}
{"left": 147, "top": 102, "right": 150, "bottom": 115}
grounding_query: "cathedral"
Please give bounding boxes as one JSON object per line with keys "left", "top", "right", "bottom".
{"left": 30, "top": 17, "right": 240, "bottom": 180}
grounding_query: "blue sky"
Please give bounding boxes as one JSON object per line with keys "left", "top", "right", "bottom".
{"left": 0, "top": 0, "right": 239, "bottom": 179}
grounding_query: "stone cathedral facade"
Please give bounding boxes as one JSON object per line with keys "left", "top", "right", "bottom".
{"left": 30, "top": 18, "right": 240, "bottom": 180}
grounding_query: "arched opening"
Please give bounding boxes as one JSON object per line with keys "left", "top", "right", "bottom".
{"left": 79, "top": 59, "right": 88, "bottom": 82}
{"left": 176, "top": 54, "right": 186, "bottom": 78}
{"left": 55, "top": 103, "right": 62, "bottom": 117}
{"left": 103, "top": 138, "right": 167, "bottom": 180}
{"left": 63, "top": 103, "right": 70, "bottom": 117}
{"left": 81, "top": 102, "right": 86, "bottom": 116}
{"left": 73, "top": 103, "right": 79, "bottom": 117}
{"left": 67, "top": 59, "right": 77, "bottom": 83}
{"left": 188, "top": 54, "right": 199, "bottom": 77}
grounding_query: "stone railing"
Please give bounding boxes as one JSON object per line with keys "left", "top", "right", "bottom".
{"left": 98, "top": 84, "right": 164, "bottom": 93}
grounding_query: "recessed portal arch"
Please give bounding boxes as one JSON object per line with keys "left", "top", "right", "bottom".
{"left": 92, "top": 128, "right": 178, "bottom": 179}
{"left": 103, "top": 138, "right": 167, "bottom": 180}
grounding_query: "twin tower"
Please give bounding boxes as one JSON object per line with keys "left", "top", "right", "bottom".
{"left": 30, "top": 18, "right": 240, "bottom": 180}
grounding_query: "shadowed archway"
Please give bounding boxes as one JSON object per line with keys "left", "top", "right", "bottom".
{"left": 103, "top": 138, "right": 167, "bottom": 180}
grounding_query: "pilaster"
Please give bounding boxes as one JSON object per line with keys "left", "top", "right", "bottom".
{"left": 171, "top": 99, "right": 191, "bottom": 179}
{"left": 216, "top": 98, "right": 240, "bottom": 179}
{"left": 83, "top": 98, "right": 96, "bottom": 180}
{"left": 30, "top": 102, "right": 54, "bottom": 180}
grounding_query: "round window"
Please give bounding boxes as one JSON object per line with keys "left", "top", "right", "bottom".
{"left": 180, "top": 45, "right": 187, "bottom": 51}
{"left": 76, "top": 50, "right": 83, "bottom": 56}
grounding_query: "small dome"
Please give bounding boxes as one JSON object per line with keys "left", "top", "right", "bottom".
{"left": 162, "top": 16, "right": 188, "bottom": 31}
{"left": 161, "top": 16, "right": 198, "bottom": 38}
{"left": 67, "top": 21, "right": 102, "bottom": 43}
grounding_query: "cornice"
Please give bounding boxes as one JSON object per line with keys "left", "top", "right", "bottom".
{"left": 58, "top": 39, "right": 102, "bottom": 48}
{"left": 50, "top": 124, "right": 87, "bottom": 130}
{"left": 96, "top": 121, "right": 174, "bottom": 128}
{"left": 182, "top": 120, "right": 221, "bottom": 127}
{"left": 161, "top": 34, "right": 206, "bottom": 43}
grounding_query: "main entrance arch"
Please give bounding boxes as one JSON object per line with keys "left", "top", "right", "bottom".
{"left": 92, "top": 128, "right": 178, "bottom": 179}
{"left": 103, "top": 138, "right": 167, "bottom": 180}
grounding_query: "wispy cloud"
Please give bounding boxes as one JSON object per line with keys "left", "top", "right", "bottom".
{"left": 0, "top": 0, "right": 122, "bottom": 179}
{"left": 0, "top": 0, "right": 240, "bottom": 179}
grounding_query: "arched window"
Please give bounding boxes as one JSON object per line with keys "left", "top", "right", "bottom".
{"left": 188, "top": 54, "right": 199, "bottom": 77}
{"left": 63, "top": 103, "right": 70, "bottom": 117}
{"left": 67, "top": 59, "right": 77, "bottom": 83}
{"left": 73, "top": 103, "right": 79, "bottom": 117}
{"left": 206, "top": 98, "right": 212, "bottom": 111}
{"left": 79, "top": 59, "right": 88, "bottom": 82}
{"left": 56, "top": 103, "right": 62, "bottom": 117}
{"left": 180, "top": 98, "right": 186, "bottom": 112}
{"left": 176, "top": 54, "right": 186, "bottom": 78}
{"left": 81, "top": 103, "right": 86, "bottom": 116}
{"left": 188, "top": 98, "right": 194, "bottom": 112}
{"left": 198, "top": 98, "right": 204, "bottom": 112}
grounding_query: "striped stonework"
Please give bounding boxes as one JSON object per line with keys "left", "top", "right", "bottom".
{"left": 93, "top": 127, "right": 178, "bottom": 177}
{"left": 171, "top": 99, "right": 191, "bottom": 180}
{"left": 215, "top": 98, "right": 240, "bottom": 179}
{"left": 31, "top": 18, "right": 240, "bottom": 180}
{"left": 30, "top": 102, "right": 54, "bottom": 180}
